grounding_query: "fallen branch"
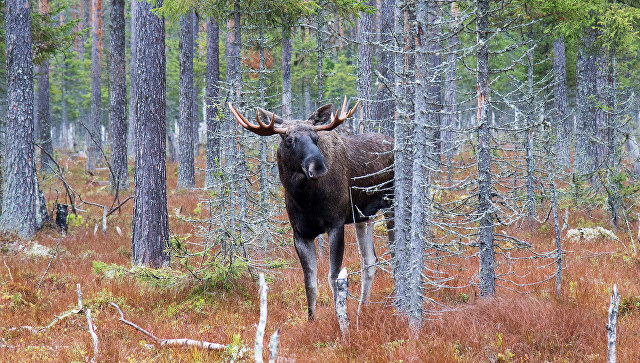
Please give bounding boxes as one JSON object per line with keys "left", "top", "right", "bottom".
{"left": 37, "top": 239, "right": 62, "bottom": 290}
{"left": 3, "top": 258, "right": 12, "bottom": 282}
{"left": 86, "top": 309, "right": 99, "bottom": 362}
{"left": 7, "top": 283, "right": 84, "bottom": 334}
{"left": 110, "top": 303, "right": 226, "bottom": 350}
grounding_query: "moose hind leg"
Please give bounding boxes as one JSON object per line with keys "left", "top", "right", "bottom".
{"left": 355, "top": 220, "right": 376, "bottom": 313}
{"left": 294, "top": 234, "right": 318, "bottom": 321}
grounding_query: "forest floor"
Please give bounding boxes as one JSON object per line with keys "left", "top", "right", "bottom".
{"left": 1, "top": 152, "right": 640, "bottom": 362}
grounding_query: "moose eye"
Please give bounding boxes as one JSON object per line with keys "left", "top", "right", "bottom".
{"left": 285, "top": 137, "right": 294, "bottom": 147}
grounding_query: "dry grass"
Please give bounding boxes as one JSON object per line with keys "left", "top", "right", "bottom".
{"left": 1, "top": 152, "right": 639, "bottom": 362}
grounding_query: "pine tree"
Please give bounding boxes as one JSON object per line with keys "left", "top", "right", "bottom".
{"left": 131, "top": 0, "right": 170, "bottom": 267}
{"left": 2, "top": 0, "right": 37, "bottom": 238}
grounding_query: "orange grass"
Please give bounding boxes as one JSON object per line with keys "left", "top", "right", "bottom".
{"left": 1, "top": 152, "right": 639, "bottom": 362}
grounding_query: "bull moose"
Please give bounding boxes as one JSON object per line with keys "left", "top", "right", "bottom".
{"left": 229, "top": 98, "right": 394, "bottom": 320}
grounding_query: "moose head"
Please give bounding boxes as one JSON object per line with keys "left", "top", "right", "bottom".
{"left": 229, "top": 97, "right": 359, "bottom": 180}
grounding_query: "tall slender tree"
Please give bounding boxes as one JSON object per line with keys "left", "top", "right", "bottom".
{"left": 131, "top": 0, "right": 170, "bottom": 267}
{"left": 37, "top": 0, "right": 54, "bottom": 176}
{"left": 127, "top": 0, "right": 138, "bottom": 155}
{"left": 205, "top": 17, "right": 220, "bottom": 189}
{"left": 178, "top": 10, "right": 196, "bottom": 189}
{"left": 87, "top": 0, "right": 103, "bottom": 175}
{"left": 2, "top": 0, "right": 37, "bottom": 238}
{"left": 476, "top": 0, "right": 495, "bottom": 297}
{"left": 109, "top": 0, "right": 128, "bottom": 191}
{"left": 356, "top": 0, "right": 375, "bottom": 133}
{"left": 375, "top": 0, "right": 395, "bottom": 136}
{"left": 282, "top": 27, "right": 292, "bottom": 119}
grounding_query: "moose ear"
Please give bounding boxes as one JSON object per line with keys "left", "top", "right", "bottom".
{"left": 256, "top": 107, "right": 284, "bottom": 126}
{"left": 308, "top": 103, "right": 333, "bottom": 126}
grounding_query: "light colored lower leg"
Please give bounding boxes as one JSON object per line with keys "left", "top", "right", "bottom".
{"left": 355, "top": 220, "right": 376, "bottom": 314}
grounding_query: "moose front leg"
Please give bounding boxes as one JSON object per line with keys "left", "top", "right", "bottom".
{"left": 327, "top": 225, "right": 345, "bottom": 303}
{"left": 293, "top": 233, "right": 318, "bottom": 320}
{"left": 355, "top": 220, "right": 376, "bottom": 313}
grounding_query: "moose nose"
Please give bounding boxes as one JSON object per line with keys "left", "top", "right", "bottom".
{"left": 304, "top": 159, "right": 328, "bottom": 180}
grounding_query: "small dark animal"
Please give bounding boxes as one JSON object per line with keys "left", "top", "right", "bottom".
{"left": 55, "top": 203, "right": 69, "bottom": 233}
{"left": 230, "top": 98, "right": 394, "bottom": 320}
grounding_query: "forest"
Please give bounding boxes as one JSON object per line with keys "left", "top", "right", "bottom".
{"left": 1, "top": 0, "right": 640, "bottom": 361}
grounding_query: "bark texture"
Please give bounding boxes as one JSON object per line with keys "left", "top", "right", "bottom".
{"left": 37, "top": 60, "right": 54, "bottom": 175}
{"left": 281, "top": 28, "right": 292, "bottom": 119}
{"left": 37, "top": 0, "right": 53, "bottom": 175}
{"left": 476, "top": 0, "right": 495, "bottom": 297}
{"left": 131, "top": 0, "right": 170, "bottom": 267}
{"left": 109, "top": 0, "right": 128, "bottom": 191}
{"left": 356, "top": 0, "right": 375, "bottom": 132}
{"left": 205, "top": 17, "right": 220, "bottom": 188}
{"left": 375, "top": 0, "right": 395, "bottom": 137}
{"left": 178, "top": 11, "right": 196, "bottom": 189}
{"left": 127, "top": 0, "right": 138, "bottom": 156}
{"left": 2, "top": 0, "right": 37, "bottom": 238}
{"left": 87, "top": 0, "right": 103, "bottom": 174}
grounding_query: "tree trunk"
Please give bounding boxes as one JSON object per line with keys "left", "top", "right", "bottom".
{"left": 127, "top": 0, "right": 138, "bottom": 157}
{"left": 87, "top": 0, "right": 103, "bottom": 175}
{"left": 177, "top": 11, "right": 196, "bottom": 189}
{"left": 37, "top": 60, "right": 54, "bottom": 175}
{"left": 552, "top": 36, "right": 569, "bottom": 164}
{"left": 427, "top": 1, "right": 443, "bottom": 158}
{"left": 282, "top": 27, "right": 292, "bottom": 119}
{"left": 2, "top": 0, "right": 37, "bottom": 238}
{"left": 205, "top": 17, "right": 220, "bottom": 189}
{"left": 356, "top": 0, "right": 375, "bottom": 133}
{"left": 316, "top": 1, "right": 324, "bottom": 104}
{"left": 131, "top": 0, "right": 170, "bottom": 267}
{"left": 303, "top": 76, "right": 311, "bottom": 117}
{"left": 109, "top": 0, "right": 128, "bottom": 191}
{"left": 374, "top": 0, "right": 395, "bottom": 137}
{"left": 476, "top": 0, "right": 495, "bottom": 297}
{"left": 576, "top": 28, "right": 598, "bottom": 176}
{"left": 192, "top": 13, "right": 201, "bottom": 157}
{"left": 392, "top": 0, "right": 414, "bottom": 314}
{"left": 60, "top": 60, "right": 70, "bottom": 151}
{"left": 525, "top": 26, "right": 535, "bottom": 220}
{"left": 443, "top": 2, "right": 459, "bottom": 182}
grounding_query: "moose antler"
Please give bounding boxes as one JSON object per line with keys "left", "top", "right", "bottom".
{"left": 314, "top": 96, "right": 360, "bottom": 132}
{"left": 229, "top": 103, "right": 287, "bottom": 136}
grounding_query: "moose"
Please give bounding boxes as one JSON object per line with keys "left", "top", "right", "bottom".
{"left": 229, "top": 97, "right": 394, "bottom": 320}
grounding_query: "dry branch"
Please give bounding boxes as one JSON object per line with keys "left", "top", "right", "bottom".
{"left": 110, "top": 303, "right": 226, "bottom": 350}
{"left": 268, "top": 329, "right": 280, "bottom": 363}
{"left": 86, "top": 308, "right": 99, "bottom": 362}
{"left": 7, "top": 283, "right": 84, "bottom": 335}
{"left": 37, "top": 239, "right": 62, "bottom": 290}
{"left": 255, "top": 273, "right": 268, "bottom": 363}
{"left": 3, "top": 258, "right": 13, "bottom": 282}
{"left": 606, "top": 284, "right": 621, "bottom": 363}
